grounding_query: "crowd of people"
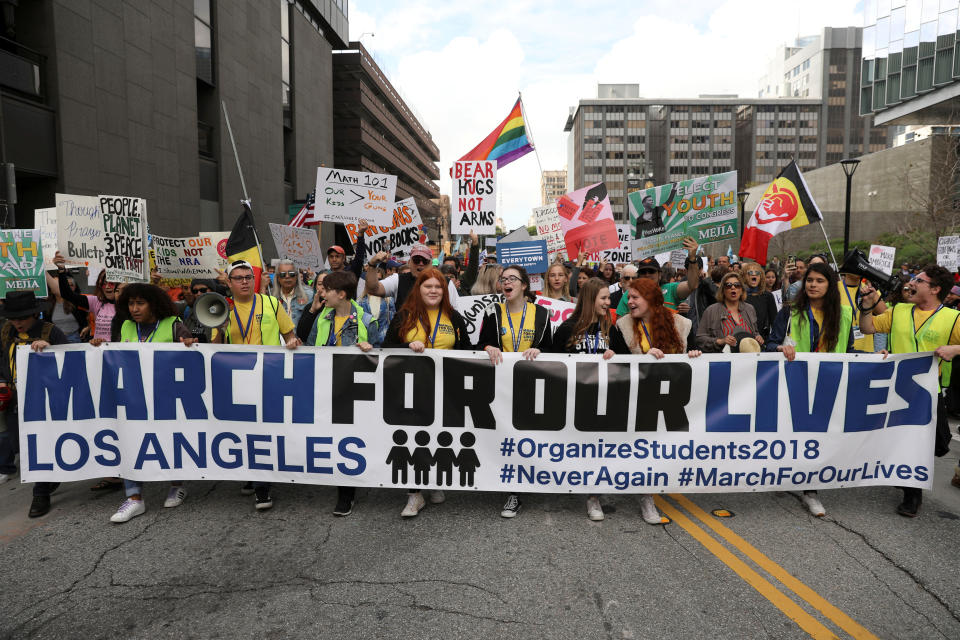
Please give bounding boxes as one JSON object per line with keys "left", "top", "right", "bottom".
{"left": 1, "top": 226, "right": 958, "bottom": 525}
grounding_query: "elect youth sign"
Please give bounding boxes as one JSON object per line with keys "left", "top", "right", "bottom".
{"left": 18, "top": 346, "right": 937, "bottom": 494}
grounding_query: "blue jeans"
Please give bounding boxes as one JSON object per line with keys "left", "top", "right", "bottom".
{"left": 124, "top": 479, "right": 182, "bottom": 498}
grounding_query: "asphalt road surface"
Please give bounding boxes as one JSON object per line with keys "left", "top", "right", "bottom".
{"left": 2, "top": 437, "right": 959, "bottom": 639}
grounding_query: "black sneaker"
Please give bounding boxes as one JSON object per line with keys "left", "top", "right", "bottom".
{"left": 500, "top": 494, "right": 521, "bottom": 518}
{"left": 896, "top": 490, "right": 922, "bottom": 518}
{"left": 254, "top": 487, "right": 273, "bottom": 511}
{"left": 332, "top": 497, "right": 354, "bottom": 517}
{"left": 28, "top": 495, "right": 51, "bottom": 518}
{"left": 240, "top": 481, "right": 254, "bottom": 496}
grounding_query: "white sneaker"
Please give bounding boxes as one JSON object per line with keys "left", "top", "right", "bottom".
{"left": 500, "top": 494, "right": 521, "bottom": 518}
{"left": 163, "top": 486, "right": 187, "bottom": 508}
{"left": 639, "top": 494, "right": 661, "bottom": 524}
{"left": 801, "top": 491, "right": 825, "bottom": 517}
{"left": 429, "top": 490, "right": 445, "bottom": 504}
{"left": 401, "top": 492, "right": 426, "bottom": 517}
{"left": 110, "top": 498, "right": 146, "bottom": 523}
{"left": 586, "top": 496, "right": 604, "bottom": 521}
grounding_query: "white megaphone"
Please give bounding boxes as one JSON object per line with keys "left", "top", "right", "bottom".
{"left": 194, "top": 291, "right": 230, "bottom": 328}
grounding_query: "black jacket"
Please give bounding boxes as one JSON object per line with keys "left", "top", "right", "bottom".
{"left": 383, "top": 308, "right": 473, "bottom": 350}
{"left": 746, "top": 291, "right": 778, "bottom": 341}
{"left": 476, "top": 301, "right": 553, "bottom": 351}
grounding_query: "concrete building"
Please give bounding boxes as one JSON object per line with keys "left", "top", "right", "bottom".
{"left": 540, "top": 169, "right": 566, "bottom": 205}
{"left": 331, "top": 41, "right": 441, "bottom": 243}
{"left": 859, "top": 0, "right": 960, "bottom": 125}
{"left": 740, "top": 136, "right": 950, "bottom": 258}
{"left": 0, "top": 0, "right": 347, "bottom": 253}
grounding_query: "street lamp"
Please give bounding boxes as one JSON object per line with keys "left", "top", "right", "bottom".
{"left": 840, "top": 158, "right": 860, "bottom": 257}
{"left": 737, "top": 191, "right": 749, "bottom": 233}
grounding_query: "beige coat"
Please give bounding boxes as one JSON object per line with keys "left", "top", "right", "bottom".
{"left": 615, "top": 314, "right": 692, "bottom": 354}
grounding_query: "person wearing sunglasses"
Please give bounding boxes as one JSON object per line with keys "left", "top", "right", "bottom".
{"left": 609, "top": 265, "right": 638, "bottom": 311}
{"left": 477, "top": 265, "right": 554, "bottom": 519}
{"left": 270, "top": 259, "right": 311, "bottom": 326}
{"left": 742, "top": 261, "right": 778, "bottom": 342}
{"left": 177, "top": 278, "right": 219, "bottom": 342}
{"left": 696, "top": 272, "right": 763, "bottom": 353}
{"left": 365, "top": 243, "right": 460, "bottom": 309}
{"left": 614, "top": 237, "right": 700, "bottom": 318}
{"left": 860, "top": 264, "right": 960, "bottom": 518}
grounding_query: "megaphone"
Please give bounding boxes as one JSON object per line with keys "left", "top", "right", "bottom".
{"left": 194, "top": 291, "right": 230, "bottom": 328}
{"left": 838, "top": 249, "right": 903, "bottom": 308}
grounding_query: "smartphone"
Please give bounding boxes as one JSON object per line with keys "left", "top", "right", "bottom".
{"left": 787, "top": 254, "right": 797, "bottom": 269}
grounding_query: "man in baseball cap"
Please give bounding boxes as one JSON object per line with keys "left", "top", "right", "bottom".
{"left": 365, "top": 242, "right": 459, "bottom": 308}
{"left": 614, "top": 236, "right": 701, "bottom": 317}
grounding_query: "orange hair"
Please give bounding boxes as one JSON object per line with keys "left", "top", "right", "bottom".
{"left": 628, "top": 279, "right": 684, "bottom": 354}
{"left": 398, "top": 268, "right": 456, "bottom": 340}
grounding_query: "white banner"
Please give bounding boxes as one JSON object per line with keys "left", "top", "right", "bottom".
{"left": 17, "top": 346, "right": 936, "bottom": 493}
{"left": 35, "top": 207, "right": 59, "bottom": 269}
{"left": 152, "top": 232, "right": 230, "bottom": 279}
{"left": 314, "top": 167, "right": 398, "bottom": 226}
{"left": 343, "top": 197, "right": 424, "bottom": 260}
{"left": 268, "top": 223, "right": 323, "bottom": 271}
{"left": 451, "top": 161, "right": 497, "bottom": 235}
{"left": 868, "top": 244, "right": 895, "bottom": 276}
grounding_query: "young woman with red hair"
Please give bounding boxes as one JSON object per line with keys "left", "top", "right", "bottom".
{"left": 609, "top": 278, "right": 702, "bottom": 524}
{"left": 384, "top": 268, "right": 471, "bottom": 517}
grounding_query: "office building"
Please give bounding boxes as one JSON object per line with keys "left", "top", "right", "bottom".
{"left": 540, "top": 170, "right": 567, "bottom": 205}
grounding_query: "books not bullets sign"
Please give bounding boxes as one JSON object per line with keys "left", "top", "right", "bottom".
{"left": 314, "top": 167, "right": 398, "bottom": 226}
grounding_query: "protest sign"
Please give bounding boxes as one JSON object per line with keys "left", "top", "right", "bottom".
{"left": 589, "top": 224, "right": 632, "bottom": 264}
{"left": 35, "top": 207, "right": 58, "bottom": 269}
{"left": 0, "top": 229, "right": 47, "bottom": 297}
{"left": 937, "top": 236, "right": 959, "bottom": 272}
{"left": 18, "top": 346, "right": 937, "bottom": 495}
{"left": 451, "top": 161, "right": 497, "bottom": 235}
{"left": 530, "top": 275, "right": 543, "bottom": 292}
{"left": 497, "top": 240, "right": 548, "bottom": 273}
{"left": 344, "top": 197, "right": 424, "bottom": 259}
{"left": 314, "top": 167, "right": 397, "bottom": 226}
{"left": 868, "top": 244, "right": 895, "bottom": 276}
{"left": 153, "top": 232, "right": 230, "bottom": 279}
{"left": 499, "top": 227, "right": 531, "bottom": 243}
{"left": 98, "top": 194, "right": 148, "bottom": 282}
{"left": 55, "top": 193, "right": 104, "bottom": 268}
{"left": 533, "top": 204, "right": 565, "bottom": 263}
{"left": 628, "top": 171, "right": 738, "bottom": 257}
{"left": 455, "top": 293, "right": 503, "bottom": 344}
{"left": 269, "top": 223, "right": 323, "bottom": 271}
{"left": 669, "top": 250, "right": 687, "bottom": 269}
{"left": 555, "top": 182, "right": 618, "bottom": 259}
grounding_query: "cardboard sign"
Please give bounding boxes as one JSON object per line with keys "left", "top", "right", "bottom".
{"left": 628, "top": 171, "right": 738, "bottom": 256}
{"left": 98, "top": 195, "right": 148, "bottom": 282}
{"left": 937, "top": 236, "right": 959, "bottom": 272}
{"left": 529, "top": 274, "right": 543, "bottom": 292}
{"left": 533, "top": 204, "right": 565, "bottom": 264}
{"left": 669, "top": 250, "right": 687, "bottom": 269}
{"left": 314, "top": 167, "right": 397, "bottom": 226}
{"left": 269, "top": 223, "right": 323, "bottom": 271}
{"left": 0, "top": 229, "right": 47, "bottom": 297}
{"left": 590, "top": 224, "right": 632, "bottom": 264}
{"left": 868, "top": 244, "right": 895, "bottom": 276}
{"left": 153, "top": 232, "right": 230, "bottom": 279}
{"left": 55, "top": 193, "right": 104, "bottom": 268}
{"left": 35, "top": 207, "right": 58, "bottom": 269}
{"left": 344, "top": 197, "right": 424, "bottom": 259}
{"left": 451, "top": 161, "right": 497, "bottom": 234}
{"left": 555, "top": 182, "right": 618, "bottom": 259}
{"left": 497, "top": 240, "right": 548, "bottom": 273}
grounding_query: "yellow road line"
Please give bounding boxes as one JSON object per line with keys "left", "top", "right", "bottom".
{"left": 653, "top": 496, "right": 840, "bottom": 640}
{"left": 668, "top": 494, "right": 879, "bottom": 640}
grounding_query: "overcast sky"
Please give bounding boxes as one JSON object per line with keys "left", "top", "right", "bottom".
{"left": 349, "top": 0, "right": 864, "bottom": 231}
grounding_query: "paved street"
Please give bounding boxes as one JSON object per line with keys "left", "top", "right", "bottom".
{"left": 2, "top": 436, "right": 959, "bottom": 640}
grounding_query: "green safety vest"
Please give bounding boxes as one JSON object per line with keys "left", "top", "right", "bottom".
{"left": 314, "top": 300, "right": 368, "bottom": 346}
{"left": 226, "top": 294, "right": 282, "bottom": 346}
{"left": 789, "top": 305, "right": 853, "bottom": 354}
{"left": 889, "top": 303, "right": 960, "bottom": 387}
{"left": 120, "top": 317, "right": 178, "bottom": 343}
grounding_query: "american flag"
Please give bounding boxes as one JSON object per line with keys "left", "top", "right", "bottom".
{"left": 289, "top": 190, "right": 319, "bottom": 227}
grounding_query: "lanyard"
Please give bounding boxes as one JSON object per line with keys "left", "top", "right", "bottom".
{"left": 505, "top": 303, "right": 528, "bottom": 352}
{"left": 842, "top": 283, "right": 859, "bottom": 324}
{"left": 327, "top": 312, "right": 355, "bottom": 346}
{"left": 586, "top": 329, "right": 602, "bottom": 354}
{"left": 806, "top": 307, "right": 821, "bottom": 352}
{"left": 423, "top": 311, "right": 443, "bottom": 348}
{"left": 912, "top": 304, "right": 944, "bottom": 349}
{"left": 136, "top": 321, "right": 160, "bottom": 343}
{"left": 639, "top": 319, "right": 651, "bottom": 353}
{"left": 233, "top": 295, "right": 258, "bottom": 344}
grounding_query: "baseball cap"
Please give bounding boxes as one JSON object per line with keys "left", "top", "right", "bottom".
{"left": 226, "top": 260, "right": 254, "bottom": 276}
{"left": 951, "top": 285, "right": 960, "bottom": 296}
{"left": 327, "top": 245, "right": 346, "bottom": 255}
{"left": 636, "top": 257, "right": 662, "bottom": 271}
{"left": 384, "top": 259, "right": 403, "bottom": 269}
{"left": 410, "top": 244, "right": 432, "bottom": 260}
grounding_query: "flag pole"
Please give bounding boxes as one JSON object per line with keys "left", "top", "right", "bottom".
{"left": 518, "top": 91, "right": 545, "bottom": 179}
{"left": 222, "top": 100, "right": 266, "bottom": 276}
{"left": 817, "top": 220, "right": 839, "bottom": 268}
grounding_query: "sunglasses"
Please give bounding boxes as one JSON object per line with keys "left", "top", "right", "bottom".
{"left": 637, "top": 268, "right": 659, "bottom": 276}
{"left": 620, "top": 275, "right": 635, "bottom": 281}
{"left": 411, "top": 256, "right": 430, "bottom": 265}
{"left": 191, "top": 287, "right": 210, "bottom": 294}
{"left": 724, "top": 282, "right": 743, "bottom": 289}
{"left": 277, "top": 270, "right": 298, "bottom": 278}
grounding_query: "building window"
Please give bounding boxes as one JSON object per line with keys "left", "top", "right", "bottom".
{"left": 281, "top": 0, "right": 292, "bottom": 130}
{"left": 195, "top": 0, "right": 213, "bottom": 84}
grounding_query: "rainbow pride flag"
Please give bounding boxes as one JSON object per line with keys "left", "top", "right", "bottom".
{"left": 459, "top": 97, "right": 534, "bottom": 168}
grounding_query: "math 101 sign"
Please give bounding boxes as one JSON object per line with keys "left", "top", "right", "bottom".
{"left": 451, "top": 161, "right": 497, "bottom": 235}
